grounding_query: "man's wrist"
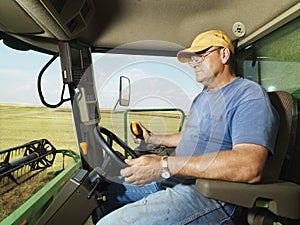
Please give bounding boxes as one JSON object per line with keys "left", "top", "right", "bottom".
{"left": 145, "top": 132, "right": 153, "bottom": 144}
{"left": 147, "top": 134, "right": 164, "bottom": 145}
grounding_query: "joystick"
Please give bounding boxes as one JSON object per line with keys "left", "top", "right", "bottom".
{"left": 130, "top": 121, "right": 144, "bottom": 139}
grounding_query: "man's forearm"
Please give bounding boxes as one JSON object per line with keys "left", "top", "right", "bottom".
{"left": 147, "top": 132, "right": 182, "bottom": 147}
{"left": 167, "top": 144, "right": 268, "bottom": 183}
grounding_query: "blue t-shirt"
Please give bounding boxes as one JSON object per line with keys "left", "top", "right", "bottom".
{"left": 176, "top": 77, "right": 279, "bottom": 156}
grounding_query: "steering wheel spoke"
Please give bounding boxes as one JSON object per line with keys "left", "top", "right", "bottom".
{"left": 94, "top": 126, "right": 138, "bottom": 168}
{"left": 106, "top": 135, "right": 113, "bottom": 148}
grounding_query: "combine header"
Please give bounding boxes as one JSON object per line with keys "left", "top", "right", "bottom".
{"left": 1, "top": 139, "right": 57, "bottom": 195}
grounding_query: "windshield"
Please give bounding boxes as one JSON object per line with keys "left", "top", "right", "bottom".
{"left": 92, "top": 50, "right": 203, "bottom": 147}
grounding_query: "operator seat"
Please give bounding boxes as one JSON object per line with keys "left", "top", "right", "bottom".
{"left": 196, "top": 91, "right": 300, "bottom": 225}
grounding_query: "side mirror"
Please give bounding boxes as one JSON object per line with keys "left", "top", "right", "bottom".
{"left": 119, "top": 76, "right": 131, "bottom": 106}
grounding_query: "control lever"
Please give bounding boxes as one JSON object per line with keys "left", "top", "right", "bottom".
{"left": 130, "top": 122, "right": 175, "bottom": 156}
{"left": 130, "top": 122, "right": 157, "bottom": 155}
{"left": 88, "top": 169, "right": 107, "bottom": 202}
{"left": 87, "top": 178, "right": 101, "bottom": 199}
{"left": 130, "top": 121, "right": 144, "bottom": 139}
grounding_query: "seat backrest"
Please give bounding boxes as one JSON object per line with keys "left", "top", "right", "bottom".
{"left": 281, "top": 98, "right": 300, "bottom": 184}
{"left": 262, "top": 91, "right": 298, "bottom": 181}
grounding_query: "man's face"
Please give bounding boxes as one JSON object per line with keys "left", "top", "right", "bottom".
{"left": 190, "top": 47, "right": 223, "bottom": 85}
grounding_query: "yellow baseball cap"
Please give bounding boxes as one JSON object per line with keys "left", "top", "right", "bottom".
{"left": 177, "top": 30, "right": 234, "bottom": 63}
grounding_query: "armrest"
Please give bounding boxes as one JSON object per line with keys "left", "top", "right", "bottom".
{"left": 195, "top": 179, "right": 300, "bottom": 220}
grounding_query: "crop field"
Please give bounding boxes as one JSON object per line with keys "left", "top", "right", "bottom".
{"left": 0, "top": 104, "right": 78, "bottom": 221}
{"left": 0, "top": 104, "right": 186, "bottom": 222}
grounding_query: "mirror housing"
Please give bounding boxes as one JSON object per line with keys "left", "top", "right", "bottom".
{"left": 119, "top": 76, "right": 131, "bottom": 106}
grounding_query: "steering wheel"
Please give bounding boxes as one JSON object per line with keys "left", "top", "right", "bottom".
{"left": 94, "top": 126, "right": 138, "bottom": 169}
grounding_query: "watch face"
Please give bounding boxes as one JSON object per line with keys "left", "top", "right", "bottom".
{"left": 161, "top": 170, "right": 171, "bottom": 179}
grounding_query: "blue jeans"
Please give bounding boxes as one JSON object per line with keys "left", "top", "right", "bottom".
{"left": 96, "top": 180, "right": 242, "bottom": 225}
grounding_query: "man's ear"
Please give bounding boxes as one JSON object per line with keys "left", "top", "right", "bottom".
{"left": 221, "top": 47, "right": 231, "bottom": 64}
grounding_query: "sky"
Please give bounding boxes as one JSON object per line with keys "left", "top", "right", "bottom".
{"left": 0, "top": 41, "right": 62, "bottom": 106}
{"left": 0, "top": 40, "right": 203, "bottom": 111}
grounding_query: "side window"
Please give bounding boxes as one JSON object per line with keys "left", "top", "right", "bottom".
{"left": 237, "top": 17, "right": 300, "bottom": 99}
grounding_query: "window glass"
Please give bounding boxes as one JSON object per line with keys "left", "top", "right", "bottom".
{"left": 239, "top": 17, "right": 300, "bottom": 99}
{"left": 92, "top": 50, "right": 203, "bottom": 145}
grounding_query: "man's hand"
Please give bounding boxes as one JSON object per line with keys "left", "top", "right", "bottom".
{"left": 120, "top": 154, "right": 162, "bottom": 186}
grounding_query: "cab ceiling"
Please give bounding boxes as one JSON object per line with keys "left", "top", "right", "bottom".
{"left": 0, "top": 0, "right": 299, "bottom": 54}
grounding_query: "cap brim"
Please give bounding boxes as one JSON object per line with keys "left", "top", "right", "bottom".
{"left": 177, "top": 51, "right": 195, "bottom": 63}
{"left": 177, "top": 45, "right": 211, "bottom": 63}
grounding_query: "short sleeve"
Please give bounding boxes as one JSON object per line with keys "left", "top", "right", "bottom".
{"left": 230, "top": 97, "right": 279, "bottom": 153}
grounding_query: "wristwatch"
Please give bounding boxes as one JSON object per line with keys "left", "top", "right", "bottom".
{"left": 161, "top": 156, "right": 171, "bottom": 179}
